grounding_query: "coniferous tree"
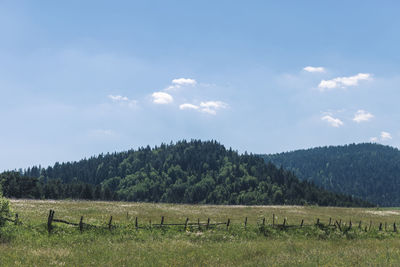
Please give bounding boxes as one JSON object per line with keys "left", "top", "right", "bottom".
{"left": 261, "top": 143, "right": 400, "bottom": 206}
{"left": 0, "top": 140, "right": 372, "bottom": 207}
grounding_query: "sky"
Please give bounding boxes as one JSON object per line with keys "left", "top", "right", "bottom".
{"left": 1, "top": 0, "right": 400, "bottom": 171}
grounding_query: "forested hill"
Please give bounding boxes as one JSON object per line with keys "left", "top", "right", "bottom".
{"left": 261, "top": 143, "right": 400, "bottom": 206}
{"left": 0, "top": 140, "right": 370, "bottom": 207}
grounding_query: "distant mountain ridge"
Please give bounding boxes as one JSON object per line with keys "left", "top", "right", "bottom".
{"left": 261, "top": 143, "right": 400, "bottom": 206}
{"left": 0, "top": 140, "right": 370, "bottom": 207}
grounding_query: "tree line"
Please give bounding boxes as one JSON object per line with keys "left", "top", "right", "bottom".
{"left": 261, "top": 143, "right": 400, "bottom": 206}
{"left": 1, "top": 140, "right": 371, "bottom": 207}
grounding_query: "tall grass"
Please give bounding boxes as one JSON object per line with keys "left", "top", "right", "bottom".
{"left": 2, "top": 199, "right": 400, "bottom": 266}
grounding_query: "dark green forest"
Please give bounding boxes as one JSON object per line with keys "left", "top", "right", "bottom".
{"left": 0, "top": 140, "right": 370, "bottom": 207}
{"left": 261, "top": 143, "right": 400, "bottom": 206}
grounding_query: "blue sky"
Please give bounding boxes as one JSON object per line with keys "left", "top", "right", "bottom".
{"left": 1, "top": 0, "right": 400, "bottom": 171}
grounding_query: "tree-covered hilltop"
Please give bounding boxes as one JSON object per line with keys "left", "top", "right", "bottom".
{"left": 1, "top": 140, "right": 370, "bottom": 206}
{"left": 261, "top": 143, "right": 400, "bottom": 207}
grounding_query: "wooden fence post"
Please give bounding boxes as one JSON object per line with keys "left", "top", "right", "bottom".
{"left": 316, "top": 218, "right": 320, "bottom": 226}
{"left": 379, "top": 222, "right": 382, "bottom": 231}
{"left": 272, "top": 214, "right": 275, "bottom": 227}
{"left": 227, "top": 218, "right": 230, "bottom": 230}
{"left": 283, "top": 218, "right": 287, "bottom": 228}
{"left": 14, "top": 213, "right": 19, "bottom": 225}
{"left": 79, "top": 216, "right": 83, "bottom": 233}
{"left": 108, "top": 216, "right": 113, "bottom": 231}
{"left": 300, "top": 219, "right": 304, "bottom": 227}
{"left": 161, "top": 216, "right": 164, "bottom": 226}
{"left": 329, "top": 217, "right": 332, "bottom": 226}
{"left": 262, "top": 218, "right": 265, "bottom": 227}
{"left": 184, "top": 218, "right": 189, "bottom": 231}
{"left": 207, "top": 218, "right": 210, "bottom": 230}
{"left": 47, "top": 210, "right": 54, "bottom": 234}
{"left": 394, "top": 222, "right": 397, "bottom": 233}
{"left": 349, "top": 220, "right": 352, "bottom": 230}
{"left": 244, "top": 217, "right": 247, "bottom": 230}
{"left": 369, "top": 221, "right": 372, "bottom": 231}
{"left": 197, "top": 218, "right": 200, "bottom": 229}
{"left": 135, "top": 217, "right": 138, "bottom": 230}
{"left": 335, "top": 220, "right": 342, "bottom": 231}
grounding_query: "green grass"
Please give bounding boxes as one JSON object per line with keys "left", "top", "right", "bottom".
{"left": 2, "top": 199, "right": 400, "bottom": 266}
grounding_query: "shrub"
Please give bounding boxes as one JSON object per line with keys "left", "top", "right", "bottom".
{"left": 0, "top": 188, "right": 11, "bottom": 226}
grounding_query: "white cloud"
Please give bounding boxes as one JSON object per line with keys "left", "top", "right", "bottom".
{"left": 353, "top": 110, "right": 374, "bottom": 123}
{"left": 303, "top": 66, "right": 325, "bottom": 73}
{"left": 108, "top": 94, "right": 137, "bottom": 108}
{"left": 370, "top": 137, "right": 378, "bottom": 142}
{"left": 165, "top": 78, "right": 197, "bottom": 91}
{"left": 179, "top": 101, "right": 228, "bottom": 115}
{"left": 318, "top": 73, "right": 371, "bottom": 91}
{"left": 381, "top": 131, "right": 392, "bottom": 140}
{"left": 153, "top": 78, "right": 228, "bottom": 114}
{"left": 179, "top": 103, "right": 199, "bottom": 110}
{"left": 172, "top": 78, "right": 197, "bottom": 86}
{"left": 151, "top": 91, "right": 173, "bottom": 104}
{"left": 370, "top": 132, "right": 392, "bottom": 143}
{"left": 321, "top": 115, "right": 344, "bottom": 127}
{"left": 199, "top": 101, "right": 228, "bottom": 115}
{"left": 108, "top": 95, "right": 129, "bottom": 102}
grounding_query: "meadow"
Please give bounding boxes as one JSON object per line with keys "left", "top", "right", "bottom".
{"left": 2, "top": 200, "right": 400, "bottom": 266}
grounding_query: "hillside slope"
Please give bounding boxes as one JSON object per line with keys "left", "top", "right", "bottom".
{"left": 1, "top": 140, "right": 369, "bottom": 206}
{"left": 261, "top": 143, "right": 400, "bottom": 206}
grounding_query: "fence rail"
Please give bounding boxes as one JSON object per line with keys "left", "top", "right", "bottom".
{"left": 2, "top": 211, "right": 399, "bottom": 235}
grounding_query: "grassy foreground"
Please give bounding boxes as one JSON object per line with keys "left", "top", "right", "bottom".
{"left": 2, "top": 200, "right": 400, "bottom": 266}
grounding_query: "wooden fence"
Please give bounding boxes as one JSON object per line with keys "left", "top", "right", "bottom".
{"left": 2, "top": 211, "right": 399, "bottom": 235}
{"left": 44, "top": 211, "right": 400, "bottom": 234}
{"left": 46, "top": 210, "right": 229, "bottom": 233}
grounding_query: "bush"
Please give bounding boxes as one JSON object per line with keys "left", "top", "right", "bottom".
{"left": 0, "top": 189, "right": 11, "bottom": 226}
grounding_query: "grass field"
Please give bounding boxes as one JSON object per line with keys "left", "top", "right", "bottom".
{"left": 2, "top": 200, "right": 400, "bottom": 266}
